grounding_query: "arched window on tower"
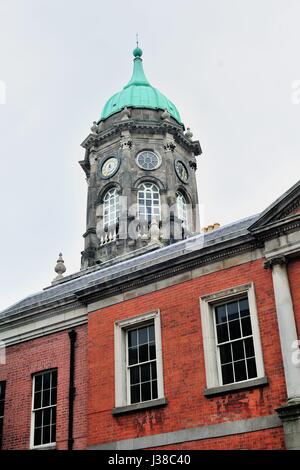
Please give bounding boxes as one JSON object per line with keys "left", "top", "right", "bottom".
{"left": 137, "top": 182, "right": 161, "bottom": 224}
{"left": 176, "top": 190, "right": 189, "bottom": 231}
{"left": 103, "top": 187, "right": 120, "bottom": 230}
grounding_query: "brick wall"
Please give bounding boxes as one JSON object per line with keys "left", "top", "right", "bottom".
{"left": 88, "top": 258, "right": 288, "bottom": 449}
{"left": 0, "top": 325, "right": 87, "bottom": 450}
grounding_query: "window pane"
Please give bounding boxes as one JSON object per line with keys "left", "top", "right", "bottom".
{"left": 0, "top": 401, "right": 4, "bottom": 417}
{"left": 51, "top": 407, "right": 56, "bottom": 425}
{"left": 51, "top": 387, "right": 57, "bottom": 406}
{"left": 0, "top": 383, "right": 5, "bottom": 400}
{"left": 35, "top": 375, "right": 43, "bottom": 392}
{"left": 148, "top": 325, "right": 155, "bottom": 342}
{"left": 149, "top": 342, "right": 156, "bottom": 360}
{"left": 141, "top": 364, "right": 151, "bottom": 383}
{"left": 219, "top": 343, "right": 232, "bottom": 364}
{"left": 130, "top": 366, "right": 140, "bottom": 385}
{"left": 43, "top": 373, "right": 51, "bottom": 390}
{"left": 152, "top": 380, "right": 158, "bottom": 399}
{"left": 138, "top": 327, "right": 148, "bottom": 345}
{"left": 128, "top": 330, "right": 137, "bottom": 347}
{"left": 128, "top": 347, "right": 138, "bottom": 365}
{"left": 215, "top": 305, "right": 226, "bottom": 324}
{"left": 51, "top": 424, "right": 56, "bottom": 443}
{"left": 234, "top": 360, "right": 247, "bottom": 382}
{"left": 227, "top": 301, "right": 239, "bottom": 321}
{"left": 43, "top": 408, "right": 51, "bottom": 427}
{"left": 221, "top": 363, "right": 234, "bottom": 385}
{"left": 42, "top": 388, "right": 50, "bottom": 408}
{"left": 35, "top": 410, "right": 43, "bottom": 428}
{"left": 34, "top": 392, "right": 42, "bottom": 410}
{"left": 241, "top": 317, "right": 252, "bottom": 336}
{"left": 139, "top": 344, "right": 149, "bottom": 363}
{"left": 229, "top": 320, "right": 241, "bottom": 340}
{"left": 244, "top": 338, "right": 255, "bottom": 357}
{"left": 232, "top": 340, "right": 245, "bottom": 361}
{"left": 52, "top": 371, "right": 57, "bottom": 389}
{"left": 239, "top": 298, "right": 250, "bottom": 317}
{"left": 130, "top": 385, "right": 140, "bottom": 404}
{"left": 151, "top": 362, "right": 157, "bottom": 380}
{"left": 247, "top": 358, "right": 257, "bottom": 379}
{"left": 216, "top": 323, "right": 229, "bottom": 343}
{"left": 43, "top": 425, "right": 51, "bottom": 445}
{"left": 34, "top": 426, "right": 42, "bottom": 446}
{"left": 141, "top": 382, "right": 151, "bottom": 402}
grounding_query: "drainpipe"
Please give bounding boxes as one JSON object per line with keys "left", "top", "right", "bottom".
{"left": 68, "top": 329, "right": 77, "bottom": 450}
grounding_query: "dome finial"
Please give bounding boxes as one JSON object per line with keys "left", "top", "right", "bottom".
{"left": 133, "top": 33, "right": 142, "bottom": 58}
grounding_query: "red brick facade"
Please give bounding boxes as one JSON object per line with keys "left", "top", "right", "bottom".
{"left": 0, "top": 253, "right": 299, "bottom": 450}
{"left": 1, "top": 190, "right": 300, "bottom": 450}
{"left": 87, "top": 258, "right": 289, "bottom": 449}
{"left": 0, "top": 326, "right": 87, "bottom": 450}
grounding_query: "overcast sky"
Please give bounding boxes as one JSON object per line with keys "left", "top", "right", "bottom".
{"left": 0, "top": 0, "right": 299, "bottom": 311}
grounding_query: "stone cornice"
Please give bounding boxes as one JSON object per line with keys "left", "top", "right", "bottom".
{"left": 249, "top": 180, "right": 300, "bottom": 230}
{"left": 0, "top": 297, "right": 82, "bottom": 328}
{"left": 2, "top": 213, "right": 300, "bottom": 326}
{"left": 75, "top": 234, "right": 260, "bottom": 305}
{"left": 80, "top": 120, "right": 201, "bottom": 156}
{"left": 249, "top": 214, "right": 300, "bottom": 241}
{"left": 0, "top": 300, "right": 87, "bottom": 346}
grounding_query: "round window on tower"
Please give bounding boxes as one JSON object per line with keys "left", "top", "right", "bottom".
{"left": 136, "top": 151, "right": 161, "bottom": 171}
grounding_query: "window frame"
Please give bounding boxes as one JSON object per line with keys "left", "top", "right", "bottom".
{"left": 176, "top": 190, "right": 189, "bottom": 230}
{"left": 137, "top": 182, "right": 161, "bottom": 224}
{"left": 30, "top": 369, "right": 57, "bottom": 450}
{"left": 103, "top": 187, "right": 120, "bottom": 229}
{"left": 200, "top": 283, "right": 265, "bottom": 391}
{"left": 125, "top": 322, "right": 158, "bottom": 405}
{"left": 114, "top": 310, "right": 165, "bottom": 410}
{"left": 136, "top": 150, "right": 161, "bottom": 171}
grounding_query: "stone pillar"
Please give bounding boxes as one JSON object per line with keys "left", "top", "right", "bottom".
{"left": 266, "top": 255, "right": 300, "bottom": 449}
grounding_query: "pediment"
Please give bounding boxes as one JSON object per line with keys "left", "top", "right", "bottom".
{"left": 249, "top": 179, "right": 300, "bottom": 232}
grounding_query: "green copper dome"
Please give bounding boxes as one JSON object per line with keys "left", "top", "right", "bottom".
{"left": 100, "top": 47, "right": 182, "bottom": 124}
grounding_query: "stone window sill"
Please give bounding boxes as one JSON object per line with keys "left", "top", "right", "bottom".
{"left": 204, "top": 376, "right": 268, "bottom": 397}
{"left": 112, "top": 397, "right": 168, "bottom": 415}
{"left": 31, "top": 444, "right": 57, "bottom": 450}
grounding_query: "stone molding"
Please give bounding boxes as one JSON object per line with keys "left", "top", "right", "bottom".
{"left": 88, "top": 414, "right": 282, "bottom": 450}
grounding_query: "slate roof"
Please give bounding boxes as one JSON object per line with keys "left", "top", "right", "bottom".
{"left": 0, "top": 214, "right": 259, "bottom": 320}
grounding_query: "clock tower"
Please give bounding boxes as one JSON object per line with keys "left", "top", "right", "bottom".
{"left": 79, "top": 46, "right": 202, "bottom": 268}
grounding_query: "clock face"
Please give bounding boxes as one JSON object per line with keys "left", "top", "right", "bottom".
{"left": 175, "top": 160, "right": 188, "bottom": 183}
{"left": 101, "top": 157, "right": 119, "bottom": 178}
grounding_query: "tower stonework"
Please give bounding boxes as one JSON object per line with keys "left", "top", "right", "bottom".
{"left": 80, "top": 47, "right": 201, "bottom": 268}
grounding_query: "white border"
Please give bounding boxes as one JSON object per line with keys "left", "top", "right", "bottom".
{"left": 114, "top": 310, "right": 164, "bottom": 408}
{"left": 30, "top": 369, "right": 57, "bottom": 450}
{"left": 200, "top": 283, "right": 265, "bottom": 390}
